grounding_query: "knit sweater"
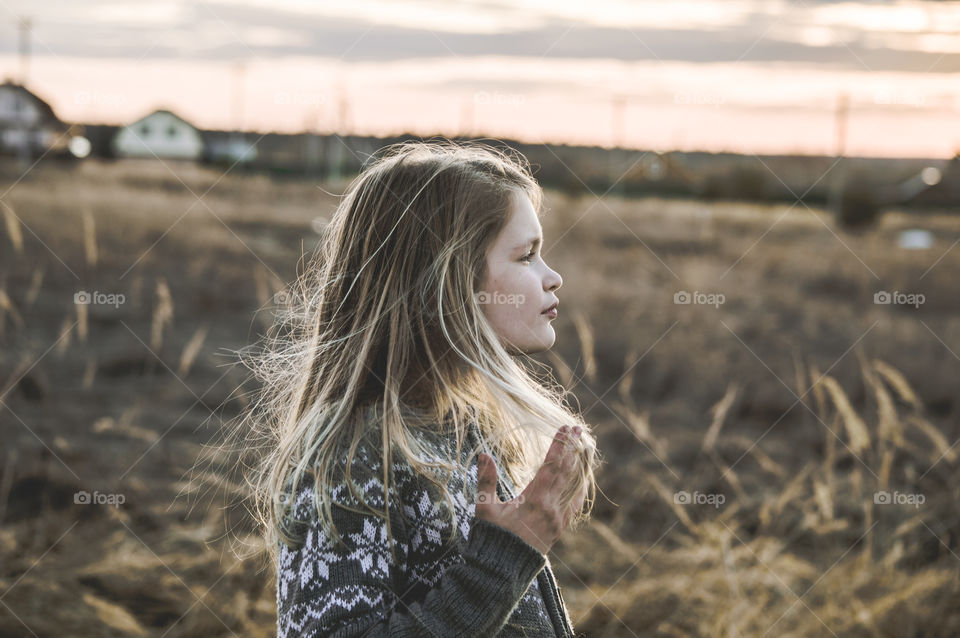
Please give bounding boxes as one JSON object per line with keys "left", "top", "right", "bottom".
{"left": 275, "top": 417, "right": 578, "bottom": 637}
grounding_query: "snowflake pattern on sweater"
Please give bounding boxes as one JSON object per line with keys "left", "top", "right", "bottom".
{"left": 276, "top": 420, "right": 575, "bottom": 637}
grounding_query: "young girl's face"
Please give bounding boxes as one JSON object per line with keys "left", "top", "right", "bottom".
{"left": 479, "top": 190, "right": 563, "bottom": 355}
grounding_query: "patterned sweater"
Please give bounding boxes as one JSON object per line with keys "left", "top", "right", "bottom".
{"left": 275, "top": 418, "right": 578, "bottom": 637}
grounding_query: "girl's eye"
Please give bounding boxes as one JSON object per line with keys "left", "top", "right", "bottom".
{"left": 520, "top": 251, "right": 536, "bottom": 263}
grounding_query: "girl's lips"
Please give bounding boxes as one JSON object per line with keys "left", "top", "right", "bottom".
{"left": 543, "top": 308, "right": 557, "bottom": 318}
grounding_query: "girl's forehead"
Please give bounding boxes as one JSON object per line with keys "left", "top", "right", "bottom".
{"left": 504, "top": 193, "right": 540, "bottom": 233}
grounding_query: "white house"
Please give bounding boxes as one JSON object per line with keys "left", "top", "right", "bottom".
{"left": 0, "top": 80, "right": 72, "bottom": 158}
{"left": 113, "top": 109, "right": 204, "bottom": 160}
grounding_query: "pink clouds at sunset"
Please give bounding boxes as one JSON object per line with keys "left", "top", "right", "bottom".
{"left": 5, "top": 0, "right": 959, "bottom": 157}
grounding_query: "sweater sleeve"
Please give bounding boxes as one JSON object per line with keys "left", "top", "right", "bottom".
{"left": 276, "top": 460, "right": 548, "bottom": 638}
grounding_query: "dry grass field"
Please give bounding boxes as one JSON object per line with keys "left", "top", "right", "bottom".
{"left": 1, "top": 156, "right": 958, "bottom": 637}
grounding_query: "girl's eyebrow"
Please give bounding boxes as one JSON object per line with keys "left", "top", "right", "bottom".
{"left": 515, "top": 236, "right": 542, "bottom": 251}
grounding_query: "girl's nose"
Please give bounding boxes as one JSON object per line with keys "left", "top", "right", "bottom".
{"left": 546, "top": 268, "right": 562, "bottom": 291}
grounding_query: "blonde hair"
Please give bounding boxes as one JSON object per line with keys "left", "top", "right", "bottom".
{"left": 228, "top": 139, "right": 599, "bottom": 572}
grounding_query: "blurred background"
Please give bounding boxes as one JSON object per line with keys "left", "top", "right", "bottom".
{"left": 1, "top": 1, "right": 959, "bottom": 636}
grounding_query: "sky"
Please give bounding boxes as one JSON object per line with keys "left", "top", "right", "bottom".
{"left": 4, "top": 0, "right": 960, "bottom": 157}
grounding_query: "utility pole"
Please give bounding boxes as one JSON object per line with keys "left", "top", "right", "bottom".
{"left": 828, "top": 91, "right": 851, "bottom": 219}
{"left": 337, "top": 81, "right": 350, "bottom": 134}
{"left": 328, "top": 73, "right": 350, "bottom": 183}
{"left": 304, "top": 108, "right": 320, "bottom": 175}
{"left": 231, "top": 61, "right": 247, "bottom": 164}
{"left": 611, "top": 95, "right": 625, "bottom": 149}
{"left": 834, "top": 92, "right": 848, "bottom": 158}
{"left": 608, "top": 95, "right": 627, "bottom": 195}
{"left": 18, "top": 17, "right": 30, "bottom": 85}
{"left": 17, "top": 16, "right": 32, "bottom": 168}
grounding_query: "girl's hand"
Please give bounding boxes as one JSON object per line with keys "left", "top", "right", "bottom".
{"left": 475, "top": 425, "right": 587, "bottom": 555}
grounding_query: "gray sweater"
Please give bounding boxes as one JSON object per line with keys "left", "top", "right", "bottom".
{"left": 275, "top": 418, "right": 578, "bottom": 637}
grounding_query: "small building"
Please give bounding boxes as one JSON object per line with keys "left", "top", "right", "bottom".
{"left": 0, "top": 79, "right": 72, "bottom": 158}
{"left": 200, "top": 129, "right": 258, "bottom": 165}
{"left": 113, "top": 109, "right": 204, "bottom": 160}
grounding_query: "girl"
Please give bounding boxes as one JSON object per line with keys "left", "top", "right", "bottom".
{"left": 243, "top": 140, "right": 600, "bottom": 637}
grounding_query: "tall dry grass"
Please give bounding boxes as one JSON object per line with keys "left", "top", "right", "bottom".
{"left": 1, "top": 159, "right": 957, "bottom": 637}
{"left": 552, "top": 318, "right": 959, "bottom": 637}
{"left": 1, "top": 200, "right": 22, "bottom": 255}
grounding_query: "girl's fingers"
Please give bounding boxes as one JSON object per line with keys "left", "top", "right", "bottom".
{"left": 520, "top": 428, "right": 569, "bottom": 501}
{"left": 548, "top": 426, "right": 569, "bottom": 458}
{"left": 476, "top": 454, "right": 500, "bottom": 507}
{"left": 548, "top": 427, "right": 578, "bottom": 475}
{"left": 518, "top": 426, "right": 583, "bottom": 504}
{"left": 558, "top": 427, "right": 580, "bottom": 470}
{"left": 563, "top": 441, "right": 580, "bottom": 474}
{"left": 557, "top": 429, "right": 584, "bottom": 494}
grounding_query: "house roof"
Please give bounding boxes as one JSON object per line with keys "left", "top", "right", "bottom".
{"left": 124, "top": 108, "right": 199, "bottom": 131}
{"left": 0, "top": 79, "right": 61, "bottom": 124}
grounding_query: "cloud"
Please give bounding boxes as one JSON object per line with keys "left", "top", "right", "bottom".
{"left": 4, "top": 0, "right": 959, "bottom": 72}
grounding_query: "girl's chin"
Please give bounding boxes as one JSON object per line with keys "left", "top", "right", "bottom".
{"left": 531, "top": 327, "right": 557, "bottom": 352}
{"left": 506, "top": 337, "right": 555, "bottom": 356}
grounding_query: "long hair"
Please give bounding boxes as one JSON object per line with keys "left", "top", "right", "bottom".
{"left": 228, "top": 139, "right": 599, "bottom": 572}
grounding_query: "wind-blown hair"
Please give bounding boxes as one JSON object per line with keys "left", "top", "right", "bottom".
{"left": 233, "top": 139, "right": 599, "bottom": 571}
